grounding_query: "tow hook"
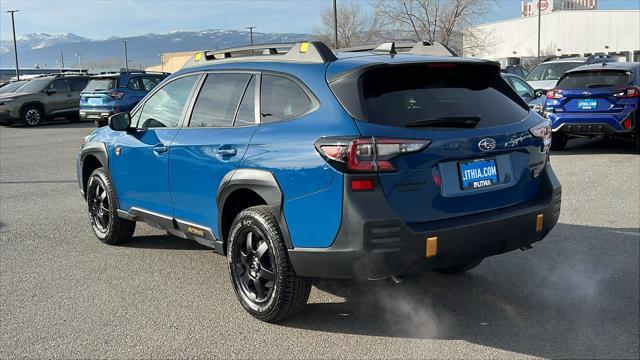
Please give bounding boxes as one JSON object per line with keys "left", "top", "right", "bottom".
{"left": 519, "top": 244, "right": 533, "bottom": 251}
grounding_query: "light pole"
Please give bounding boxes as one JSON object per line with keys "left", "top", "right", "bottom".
{"left": 6, "top": 9, "right": 20, "bottom": 80}
{"left": 75, "top": 53, "right": 82, "bottom": 73}
{"left": 246, "top": 26, "right": 256, "bottom": 46}
{"left": 537, "top": 0, "right": 541, "bottom": 57}
{"left": 123, "top": 40, "right": 129, "bottom": 72}
{"left": 333, "top": 0, "right": 338, "bottom": 49}
{"left": 60, "top": 49, "right": 65, "bottom": 68}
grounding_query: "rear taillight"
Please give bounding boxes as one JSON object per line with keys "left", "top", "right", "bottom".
{"left": 316, "top": 137, "right": 431, "bottom": 173}
{"left": 109, "top": 91, "right": 125, "bottom": 100}
{"left": 612, "top": 86, "right": 640, "bottom": 98}
{"left": 546, "top": 89, "right": 563, "bottom": 99}
{"left": 529, "top": 120, "right": 552, "bottom": 153}
{"left": 622, "top": 114, "right": 633, "bottom": 129}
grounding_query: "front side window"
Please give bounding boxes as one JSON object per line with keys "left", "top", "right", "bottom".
{"left": 49, "top": 79, "right": 70, "bottom": 92}
{"left": 136, "top": 75, "right": 199, "bottom": 128}
{"left": 142, "top": 77, "right": 161, "bottom": 91}
{"left": 127, "top": 77, "right": 142, "bottom": 90}
{"left": 509, "top": 77, "right": 534, "bottom": 98}
{"left": 260, "top": 75, "right": 313, "bottom": 123}
{"left": 189, "top": 73, "right": 252, "bottom": 128}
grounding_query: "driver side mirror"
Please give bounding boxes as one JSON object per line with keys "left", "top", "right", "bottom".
{"left": 45, "top": 88, "right": 57, "bottom": 95}
{"left": 108, "top": 112, "right": 131, "bottom": 131}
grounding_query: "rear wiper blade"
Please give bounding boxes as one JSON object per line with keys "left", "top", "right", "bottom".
{"left": 405, "top": 116, "right": 482, "bottom": 128}
{"left": 585, "top": 83, "right": 611, "bottom": 88}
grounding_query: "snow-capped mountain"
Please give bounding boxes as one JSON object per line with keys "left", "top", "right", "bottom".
{"left": 0, "top": 29, "right": 308, "bottom": 69}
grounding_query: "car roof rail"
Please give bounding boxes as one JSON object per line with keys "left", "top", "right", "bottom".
{"left": 183, "top": 41, "right": 337, "bottom": 68}
{"left": 337, "top": 41, "right": 458, "bottom": 57}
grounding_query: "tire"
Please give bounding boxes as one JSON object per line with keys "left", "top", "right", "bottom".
{"left": 21, "top": 105, "right": 43, "bottom": 127}
{"left": 550, "top": 133, "right": 568, "bottom": 151}
{"left": 228, "top": 205, "right": 311, "bottom": 323}
{"left": 86, "top": 167, "right": 135, "bottom": 245}
{"left": 433, "top": 259, "right": 483, "bottom": 275}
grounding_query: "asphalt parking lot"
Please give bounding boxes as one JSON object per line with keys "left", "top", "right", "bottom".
{"left": 1, "top": 121, "right": 638, "bottom": 359}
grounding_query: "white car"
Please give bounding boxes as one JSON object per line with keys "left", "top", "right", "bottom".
{"left": 525, "top": 58, "right": 586, "bottom": 91}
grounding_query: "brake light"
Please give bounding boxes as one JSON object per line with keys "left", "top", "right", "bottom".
{"left": 546, "top": 89, "right": 563, "bottom": 99}
{"left": 622, "top": 114, "right": 633, "bottom": 129}
{"left": 529, "top": 120, "right": 552, "bottom": 153}
{"left": 109, "top": 91, "right": 125, "bottom": 100}
{"left": 316, "top": 137, "right": 431, "bottom": 173}
{"left": 612, "top": 86, "right": 640, "bottom": 98}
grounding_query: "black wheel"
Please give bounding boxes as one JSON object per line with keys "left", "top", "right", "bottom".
{"left": 86, "top": 168, "right": 135, "bottom": 244}
{"left": 21, "top": 105, "right": 42, "bottom": 127}
{"left": 550, "top": 133, "right": 568, "bottom": 151}
{"left": 433, "top": 259, "right": 483, "bottom": 275}
{"left": 228, "top": 205, "right": 311, "bottom": 323}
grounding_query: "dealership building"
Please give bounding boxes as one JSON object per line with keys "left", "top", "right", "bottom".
{"left": 467, "top": 1, "right": 640, "bottom": 64}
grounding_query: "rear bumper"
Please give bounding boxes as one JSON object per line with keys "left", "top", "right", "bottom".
{"left": 549, "top": 111, "right": 637, "bottom": 135}
{"left": 289, "top": 166, "right": 562, "bottom": 279}
{"left": 79, "top": 109, "right": 113, "bottom": 122}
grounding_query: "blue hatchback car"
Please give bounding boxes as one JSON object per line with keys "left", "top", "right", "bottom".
{"left": 79, "top": 72, "right": 168, "bottom": 127}
{"left": 545, "top": 62, "right": 640, "bottom": 152}
{"left": 77, "top": 41, "right": 561, "bottom": 322}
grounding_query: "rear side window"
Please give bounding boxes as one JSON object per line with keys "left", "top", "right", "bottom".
{"left": 556, "top": 70, "right": 632, "bottom": 89}
{"left": 260, "top": 75, "right": 313, "bottom": 123}
{"left": 84, "top": 78, "right": 116, "bottom": 92}
{"left": 360, "top": 64, "right": 528, "bottom": 128}
{"left": 189, "top": 73, "right": 252, "bottom": 128}
{"left": 68, "top": 77, "right": 89, "bottom": 91}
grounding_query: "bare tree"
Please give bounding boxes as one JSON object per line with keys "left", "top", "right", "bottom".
{"left": 314, "top": 1, "right": 382, "bottom": 49}
{"left": 373, "top": 0, "right": 495, "bottom": 55}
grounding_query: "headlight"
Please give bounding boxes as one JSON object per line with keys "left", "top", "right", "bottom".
{"left": 0, "top": 98, "right": 16, "bottom": 107}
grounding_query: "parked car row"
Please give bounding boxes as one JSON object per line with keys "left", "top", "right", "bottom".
{"left": 0, "top": 71, "right": 168, "bottom": 127}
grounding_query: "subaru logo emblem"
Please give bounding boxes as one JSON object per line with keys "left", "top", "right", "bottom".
{"left": 478, "top": 138, "right": 496, "bottom": 151}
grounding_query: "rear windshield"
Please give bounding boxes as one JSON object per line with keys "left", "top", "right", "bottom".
{"left": 556, "top": 70, "right": 632, "bottom": 89}
{"left": 84, "top": 78, "right": 117, "bottom": 92}
{"left": 359, "top": 64, "right": 528, "bottom": 128}
{"left": 525, "top": 62, "right": 583, "bottom": 81}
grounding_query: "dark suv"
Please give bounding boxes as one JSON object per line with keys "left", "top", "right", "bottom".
{"left": 0, "top": 74, "right": 89, "bottom": 126}
{"left": 77, "top": 41, "right": 561, "bottom": 322}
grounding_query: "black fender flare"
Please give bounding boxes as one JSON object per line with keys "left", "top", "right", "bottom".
{"left": 78, "top": 141, "right": 109, "bottom": 196}
{"left": 216, "top": 169, "right": 293, "bottom": 249}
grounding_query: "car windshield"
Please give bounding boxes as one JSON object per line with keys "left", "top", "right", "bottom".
{"left": 84, "top": 78, "right": 117, "bottom": 92}
{"left": 359, "top": 63, "right": 528, "bottom": 128}
{"left": 556, "top": 70, "right": 633, "bottom": 89}
{"left": 525, "top": 62, "right": 584, "bottom": 81}
{"left": 0, "top": 81, "right": 27, "bottom": 94}
{"left": 15, "top": 78, "right": 51, "bottom": 93}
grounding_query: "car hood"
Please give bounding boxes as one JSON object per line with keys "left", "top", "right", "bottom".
{"left": 0, "top": 91, "right": 33, "bottom": 100}
{"left": 526, "top": 80, "right": 558, "bottom": 91}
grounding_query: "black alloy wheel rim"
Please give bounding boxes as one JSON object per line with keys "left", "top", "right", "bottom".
{"left": 89, "top": 180, "right": 110, "bottom": 233}
{"left": 233, "top": 228, "right": 275, "bottom": 304}
{"left": 25, "top": 109, "right": 40, "bottom": 126}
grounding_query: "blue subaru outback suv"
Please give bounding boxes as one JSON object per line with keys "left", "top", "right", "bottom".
{"left": 79, "top": 71, "right": 168, "bottom": 127}
{"left": 77, "top": 41, "right": 562, "bottom": 322}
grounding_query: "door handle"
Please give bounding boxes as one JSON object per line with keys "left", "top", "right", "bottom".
{"left": 217, "top": 146, "right": 237, "bottom": 156}
{"left": 153, "top": 145, "right": 168, "bottom": 154}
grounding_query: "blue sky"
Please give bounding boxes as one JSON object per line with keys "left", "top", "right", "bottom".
{"left": 1, "top": 0, "right": 638, "bottom": 40}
